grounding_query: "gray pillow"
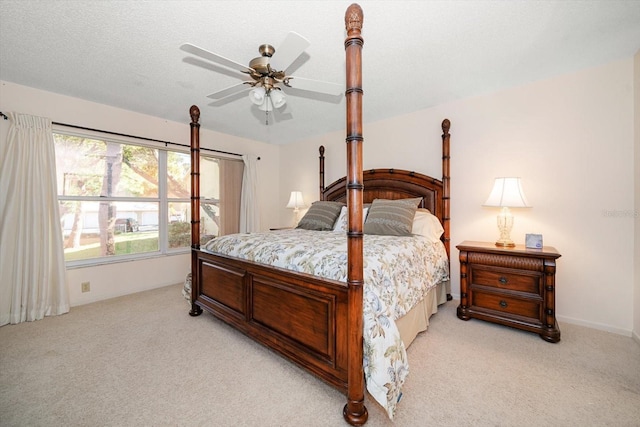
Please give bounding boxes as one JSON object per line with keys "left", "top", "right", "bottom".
{"left": 296, "top": 201, "right": 345, "bottom": 231}
{"left": 364, "top": 198, "right": 422, "bottom": 236}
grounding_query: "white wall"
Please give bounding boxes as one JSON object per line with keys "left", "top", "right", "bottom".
{"left": 634, "top": 50, "right": 640, "bottom": 344}
{"left": 0, "top": 81, "right": 281, "bottom": 306}
{"left": 280, "top": 58, "right": 636, "bottom": 336}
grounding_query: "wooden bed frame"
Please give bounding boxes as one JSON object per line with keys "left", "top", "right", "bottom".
{"left": 187, "top": 4, "right": 451, "bottom": 425}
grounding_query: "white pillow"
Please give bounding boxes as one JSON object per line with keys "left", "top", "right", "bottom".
{"left": 332, "top": 206, "right": 369, "bottom": 232}
{"left": 412, "top": 208, "right": 444, "bottom": 242}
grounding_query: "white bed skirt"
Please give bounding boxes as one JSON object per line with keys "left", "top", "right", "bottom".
{"left": 397, "top": 279, "right": 450, "bottom": 347}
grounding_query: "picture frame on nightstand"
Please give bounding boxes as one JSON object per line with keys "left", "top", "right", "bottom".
{"left": 525, "top": 233, "right": 543, "bottom": 249}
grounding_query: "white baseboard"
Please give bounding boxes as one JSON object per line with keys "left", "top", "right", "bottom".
{"left": 556, "top": 314, "right": 632, "bottom": 337}
{"left": 447, "top": 295, "right": 636, "bottom": 340}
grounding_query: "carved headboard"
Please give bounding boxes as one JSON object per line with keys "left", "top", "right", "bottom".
{"left": 317, "top": 117, "right": 451, "bottom": 258}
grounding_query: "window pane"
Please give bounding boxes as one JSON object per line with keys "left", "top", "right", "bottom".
{"left": 166, "top": 202, "right": 222, "bottom": 247}
{"left": 168, "top": 202, "right": 190, "bottom": 249}
{"left": 201, "top": 202, "right": 220, "bottom": 240}
{"left": 54, "top": 134, "right": 159, "bottom": 197}
{"left": 200, "top": 156, "right": 220, "bottom": 200}
{"left": 167, "top": 152, "right": 190, "bottom": 198}
{"left": 60, "top": 201, "right": 159, "bottom": 261}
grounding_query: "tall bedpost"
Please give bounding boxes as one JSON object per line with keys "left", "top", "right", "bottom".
{"left": 319, "top": 145, "right": 326, "bottom": 201}
{"left": 343, "top": 3, "right": 367, "bottom": 426}
{"left": 189, "top": 105, "right": 203, "bottom": 317}
{"left": 441, "top": 119, "right": 451, "bottom": 260}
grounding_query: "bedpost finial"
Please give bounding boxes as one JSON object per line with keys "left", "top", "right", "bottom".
{"left": 190, "top": 105, "right": 200, "bottom": 124}
{"left": 345, "top": 3, "right": 363, "bottom": 33}
{"left": 441, "top": 118, "right": 450, "bottom": 135}
{"left": 319, "top": 145, "right": 325, "bottom": 156}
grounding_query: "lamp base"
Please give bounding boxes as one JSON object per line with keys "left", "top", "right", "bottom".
{"left": 292, "top": 208, "right": 300, "bottom": 228}
{"left": 495, "top": 239, "right": 515, "bottom": 248}
{"left": 495, "top": 207, "right": 515, "bottom": 248}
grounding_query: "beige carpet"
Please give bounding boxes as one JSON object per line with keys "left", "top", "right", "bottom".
{"left": 1, "top": 283, "right": 639, "bottom": 427}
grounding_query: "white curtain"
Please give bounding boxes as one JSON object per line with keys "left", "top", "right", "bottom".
{"left": 239, "top": 155, "right": 260, "bottom": 233}
{"left": 0, "top": 112, "right": 69, "bottom": 326}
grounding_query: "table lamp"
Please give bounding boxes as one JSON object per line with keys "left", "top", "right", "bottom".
{"left": 483, "top": 177, "right": 530, "bottom": 247}
{"left": 286, "top": 191, "right": 305, "bottom": 226}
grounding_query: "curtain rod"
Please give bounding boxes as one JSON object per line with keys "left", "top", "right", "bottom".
{"left": 0, "top": 111, "right": 259, "bottom": 160}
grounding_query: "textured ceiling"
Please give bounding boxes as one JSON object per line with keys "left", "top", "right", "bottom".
{"left": 1, "top": 1, "right": 639, "bottom": 145}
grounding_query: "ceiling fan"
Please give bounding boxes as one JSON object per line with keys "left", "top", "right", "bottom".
{"left": 180, "top": 32, "right": 343, "bottom": 118}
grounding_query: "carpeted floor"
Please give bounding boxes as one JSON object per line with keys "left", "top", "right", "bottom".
{"left": 1, "top": 283, "right": 639, "bottom": 426}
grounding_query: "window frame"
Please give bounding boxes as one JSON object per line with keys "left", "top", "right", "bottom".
{"left": 54, "top": 129, "right": 193, "bottom": 268}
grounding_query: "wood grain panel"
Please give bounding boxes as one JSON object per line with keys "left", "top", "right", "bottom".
{"left": 200, "top": 260, "right": 246, "bottom": 315}
{"left": 252, "top": 278, "right": 334, "bottom": 359}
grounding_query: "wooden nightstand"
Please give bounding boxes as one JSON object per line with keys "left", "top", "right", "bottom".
{"left": 456, "top": 241, "right": 561, "bottom": 343}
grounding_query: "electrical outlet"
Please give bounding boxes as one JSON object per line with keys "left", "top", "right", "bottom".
{"left": 81, "top": 281, "right": 90, "bottom": 293}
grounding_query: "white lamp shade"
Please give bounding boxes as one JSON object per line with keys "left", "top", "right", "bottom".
{"left": 270, "top": 90, "right": 286, "bottom": 108}
{"left": 250, "top": 87, "right": 286, "bottom": 112}
{"left": 483, "top": 177, "right": 530, "bottom": 208}
{"left": 249, "top": 87, "right": 266, "bottom": 105}
{"left": 286, "top": 191, "right": 305, "bottom": 209}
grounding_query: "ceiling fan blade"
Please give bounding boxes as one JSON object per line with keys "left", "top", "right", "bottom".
{"left": 180, "top": 43, "right": 254, "bottom": 74}
{"left": 206, "top": 83, "right": 251, "bottom": 99}
{"left": 270, "top": 32, "right": 310, "bottom": 73}
{"left": 285, "top": 76, "right": 343, "bottom": 96}
{"left": 207, "top": 87, "right": 252, "bottom": 107}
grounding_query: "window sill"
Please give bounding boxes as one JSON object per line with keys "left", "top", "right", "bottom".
{"left": 64, "top": 249, "right": 189, "bottom": 270}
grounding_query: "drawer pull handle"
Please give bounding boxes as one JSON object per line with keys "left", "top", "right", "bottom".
{"left": 499, "top": 277, "right": 508, "bottom": 284}
{"left": 499, "top": 300, "right": 508, "bottom": 308}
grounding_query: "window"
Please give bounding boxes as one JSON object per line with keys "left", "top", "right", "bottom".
{"left": 54, "top": 132, "right": 243, "bottom": 266}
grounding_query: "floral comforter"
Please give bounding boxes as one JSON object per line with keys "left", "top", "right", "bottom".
{"left": 203, "top": 229, "right": 449, "bottom": 419}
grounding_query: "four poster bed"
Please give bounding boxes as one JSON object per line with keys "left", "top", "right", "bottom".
{"left": 187, "top": 4, "right": 451, "bottom": 425}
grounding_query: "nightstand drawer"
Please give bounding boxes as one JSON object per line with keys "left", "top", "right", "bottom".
{"left": 472, "top": 291, "right": 541, "bottom": 320}
{"left": 472, "top": 268, "right": 540, "bottom": 295}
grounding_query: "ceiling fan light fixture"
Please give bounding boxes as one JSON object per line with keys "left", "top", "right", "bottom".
{"left": 252, "top": 86, "right": 286, "bottom": 112}
{"left": 270, "top": 90, "right": 286, "bottom": 109}
{"left": 249, "top": 86, "right": 266, "bottom": 105}
{"left": 257, "top": 96, "right": 273, "bottom": 112}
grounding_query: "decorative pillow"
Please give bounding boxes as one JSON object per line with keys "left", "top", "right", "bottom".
{"left": 412, "top": 208, "right": 444, "bottom": 242}
{"left": 296, "top": 201, "right": 345, "bottom": 231}
{"left": 363, "top": 198, "right": 422, "bottom": 236}
{"left": 332, "top": 206, "right": 370, "bottom": 232}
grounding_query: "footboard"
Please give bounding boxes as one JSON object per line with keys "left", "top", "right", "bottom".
{"left": 193, "top": 249, "right": 350, "bottom": 391}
